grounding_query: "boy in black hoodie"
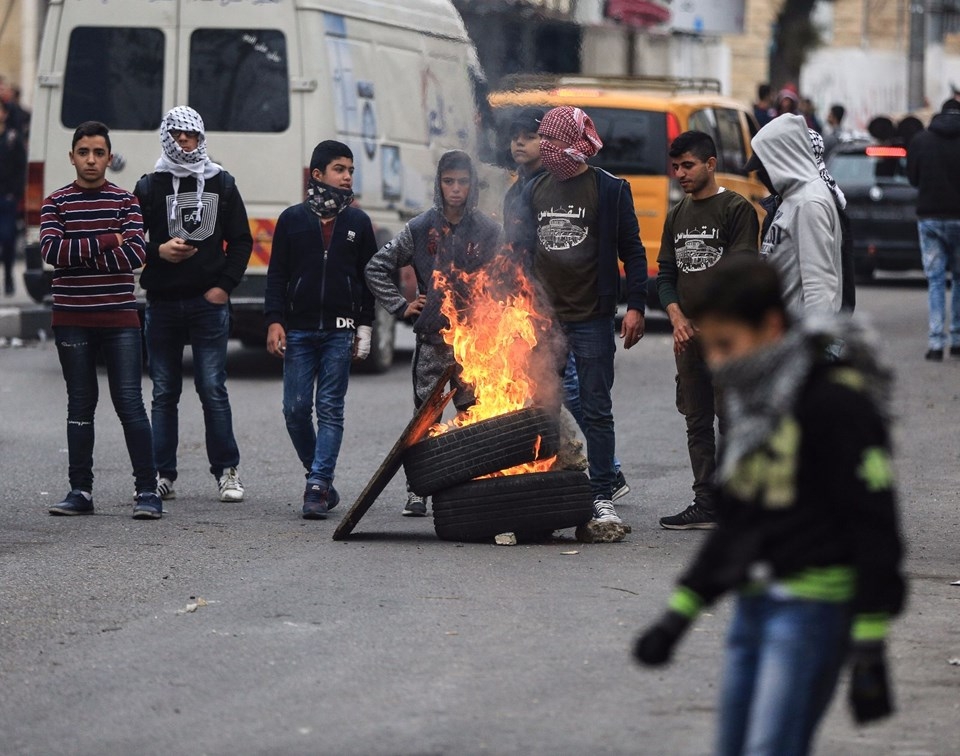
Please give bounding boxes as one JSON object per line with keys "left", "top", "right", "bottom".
{"left": 365, "top": 150, "right": 501, "bottom": 516}
{"left": 634, "top": 259, "right": 905, "bottom": 756}
{"left": 264, "top": 141, "right": 377, "bottom": 519}
{"left": 136, "top": 106, "right": 253, "bottom": 505}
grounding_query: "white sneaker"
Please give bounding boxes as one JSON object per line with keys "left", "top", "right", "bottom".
{"left": 218, "top": 467, "right": 244, "bottom": 502}
{"left": 157, "top": 477, "right": 176, "bottom": 501}
{"left": 592, "top": 498, "right": 622, "bottom": 525}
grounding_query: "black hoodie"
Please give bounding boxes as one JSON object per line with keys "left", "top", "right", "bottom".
{"left": 907, "top": 109, "right": 960, "bottom": 218}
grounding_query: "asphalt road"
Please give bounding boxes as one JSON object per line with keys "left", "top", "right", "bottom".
{"left": 1, "top": 280, "right": 957, "bottom": 756}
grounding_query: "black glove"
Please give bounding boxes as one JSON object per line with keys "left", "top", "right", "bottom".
{"left": 633, "top": 611, "right": 691, "bottom": 667}
{"left": 848, "top": 640, "right": 894, "bottom": 724}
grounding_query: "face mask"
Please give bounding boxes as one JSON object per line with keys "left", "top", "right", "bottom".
{"left": 539, "top": 140, "right": 587, "bottom": 182}
{"left": 306, "top": 178, "right": 354, "bottom": 219}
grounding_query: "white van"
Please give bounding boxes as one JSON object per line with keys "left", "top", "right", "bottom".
{"left": 24, "top": 0, "right": 484, "bottom": 371}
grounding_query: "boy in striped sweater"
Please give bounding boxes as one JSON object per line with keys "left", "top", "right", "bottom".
{"left": 42, "top": 121, "right": 163, "bottom": 519}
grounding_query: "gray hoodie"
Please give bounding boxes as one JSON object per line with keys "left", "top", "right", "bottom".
{"left": 753, "top": 114, "right": 843, "bottom": 315}
{"left": 365, "top": 151, "right": 502, "bottom": 340}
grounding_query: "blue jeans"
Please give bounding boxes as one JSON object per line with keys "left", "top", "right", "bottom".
{"left": 716, "top": 594, "right": 851, "bottom": 756}
{"left": 282, "top": 329, "right": 354, "bottom": 484}
{"left": 918, "top": 219, "right": 960, "bottom": 350}
{"left": 0, "top": 196, "right": 17, "bottom": 289}
{"left": 562, "top": 317, "right": 617, "bottom": 500}
{"left": 562, "top": 352, "right": 620, "bottom": 473}
{"left": 54, "top": 326, "right": 157, "bottom": 493}
{"left": 145, "top": 296, "right": 239, "bottom": 480}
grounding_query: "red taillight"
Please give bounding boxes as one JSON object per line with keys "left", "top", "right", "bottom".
{"left": 26, "top": 161, "right": 44, "bottom": 226}
{"left": 865, "top": 146, "right": 907, "bottom": 158}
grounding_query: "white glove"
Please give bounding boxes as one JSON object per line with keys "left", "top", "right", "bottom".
{"left": 355, "top": 325, "right": 373, "bottom": 361}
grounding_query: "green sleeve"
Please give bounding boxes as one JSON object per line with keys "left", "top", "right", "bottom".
{"left": 726, "top": 195, "right": 761, "bottom": 257}
{"left": 656, "top": 206, "right": 680, "bottom": 310}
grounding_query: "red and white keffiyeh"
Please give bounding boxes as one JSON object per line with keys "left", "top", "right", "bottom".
{"left": 537, "top": 106, "right": 604, "bottom": 181}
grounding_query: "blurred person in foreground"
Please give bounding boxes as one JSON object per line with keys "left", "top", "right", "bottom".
{"left": 907, "top": 98, "right": 960, "bottom": 361}
{"left": 634, "top": 259, "right": 906, "bottom": 756}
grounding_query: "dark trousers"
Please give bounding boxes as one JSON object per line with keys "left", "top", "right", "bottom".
{"left": 676, "top": 338, "right": 725, "bottom": 510}
{"left": 54, "top": 326, "right": 157, "bottom": 493}
{"left": 0, "top": 196, "right": 17, "bottom": 290}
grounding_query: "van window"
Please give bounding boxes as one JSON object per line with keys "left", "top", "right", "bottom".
{"left": 61, "top": 27, "right": 164, "bottom": 130}
{"left": 715, "top": 109, "right": 748, "bottom": 175}
{"left": 588, "top": 108, "right": 667, "bottom": 176}
{"left": 189, "top": 29, "right": 289, "bottom": 133}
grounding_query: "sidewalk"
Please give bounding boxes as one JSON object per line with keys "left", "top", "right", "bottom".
{"left": 0, "top": 259, "right": 51, "bottom": 341}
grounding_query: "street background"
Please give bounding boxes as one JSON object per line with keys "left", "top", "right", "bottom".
{"left": 1, "top": 278, "right": 957, "bottom": 755}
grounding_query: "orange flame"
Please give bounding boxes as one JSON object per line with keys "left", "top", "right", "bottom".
{"left": 430, "top": 256, "right": 557, "bottom": 476}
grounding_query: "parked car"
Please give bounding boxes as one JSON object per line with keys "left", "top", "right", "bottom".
{"left": 827, "top": 141, "right": 920, "bottom": 277}
{"left": 23, "top": 0, "right": 485, "bottom": 371}
{"left": 487, "top": 75, "right": 768, "bottom": 308}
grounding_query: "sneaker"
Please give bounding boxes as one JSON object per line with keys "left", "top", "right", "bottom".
{"left": 925, "top": 349, "right": 944, "bottom": 362}
{"left": 402, "top": 493, "right": 428, "bottom": 517}
{"left": 49, "top": 490, "right": 94, "bottom": 516}
{"left": 612, "top": 470, "right": 631, "bottom": 502}
{"left": 659, "top": 502, "right": 718, "bottom": 531}
{"left": 592, "top": 497, "right": 622, "bottom": 525}
{"left": 302, "top": 481, "right": 340, "bottom": 520}
{"left": 132, "top": 492, "right": 163, "bottom": 519}
{"left": 218, "top": 467, "right": 244, "bottom": 502}
{"left": 157, "top": 477, "right": 176, "bottom": 500}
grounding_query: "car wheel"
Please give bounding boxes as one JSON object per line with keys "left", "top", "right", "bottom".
{"left": 432, "top": 470, "right": 593, "bottom": 542}
{"left": 403, "top": 407, "right": 560, "bottom": 496}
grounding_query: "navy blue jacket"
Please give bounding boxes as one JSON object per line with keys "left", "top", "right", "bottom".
{"left": 511, "top": 167, "right": 647, "bottom": 316}
{"left": 264, "top": 203, "right": 377, "bottom": 331}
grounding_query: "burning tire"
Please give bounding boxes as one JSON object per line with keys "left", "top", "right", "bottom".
{"left": 403, "top": 407, "right": 560, "bottom": 496}
{"left": 432, "top": 470, "right": 593, "bottom": 542}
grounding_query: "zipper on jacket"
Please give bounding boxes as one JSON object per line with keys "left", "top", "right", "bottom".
{"left": 318, "top": 216, "right": 336, "bottom": 320}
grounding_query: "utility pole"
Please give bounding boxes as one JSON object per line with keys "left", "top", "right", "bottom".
{"left": 907, "top": 0, "right": 927, "bottom": 112}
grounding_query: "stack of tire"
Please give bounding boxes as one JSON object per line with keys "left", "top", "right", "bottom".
{"left": 402, "top": 407, "right": 594, "bottom": 542}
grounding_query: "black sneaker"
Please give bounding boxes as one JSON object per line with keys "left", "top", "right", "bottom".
{"left": 659, "top": 502, "right": 717, "bottom": 531}
{"left": 925, "top": 349, "right": 944, "bottom": 362}
{"left": 302, "top": 482, "right": 339, "bottom": 520}
{"left": 612, "top": 471, "right": 631, "bottom": 502}
{"left": 402, "top": 493, "right": 428, "bottom": 517}
{"left": 49, "top": 490, "right": 94, "bottom": 516}
{"left": 133, "top": 492, "right": 163, "bottom": 519}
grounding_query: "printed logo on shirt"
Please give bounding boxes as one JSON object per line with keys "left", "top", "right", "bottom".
{"left": 166, "top": 192, "right": 219, "bottom": 242}
{"left": 674, "top": 225, "right": 723, "bottom": 273}
{"left": 347, "top": 230, "right": 356, "bottom": 242}
{"left": 537, "top": 205, "right": 589, "bottom": 251}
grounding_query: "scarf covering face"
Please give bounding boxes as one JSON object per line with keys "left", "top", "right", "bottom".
{"left": 712, "top": 314, "right": 891, "bottom": 482}
{"left": 808, "top": 129, "right": 847, "bottom": 210}
{"left": 537, "top": 106, "right": 604, "bottom": 181}
{"left": 155, "top": 106, "right": 223, "bottom": 221}
{"left": 306, "top": 177, "right": 354, "bottom": 219}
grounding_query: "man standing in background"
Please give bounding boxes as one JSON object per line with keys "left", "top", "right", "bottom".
{"left": 657, "top": 131, "right": 759, "bottom": 530}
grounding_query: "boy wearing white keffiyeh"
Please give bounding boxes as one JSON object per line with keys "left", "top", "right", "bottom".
{"left": 134, "top": 106, "right": 253, "bottom": 505}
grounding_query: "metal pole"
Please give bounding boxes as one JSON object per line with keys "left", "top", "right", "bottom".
{"left": 20, "top": 0, "right": 39, "bottom": 109}
{"left": 907, "top": 0, "right": 926, "bottom": 112}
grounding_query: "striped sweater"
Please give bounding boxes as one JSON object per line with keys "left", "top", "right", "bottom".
{"left": 40, "top": 181, "right": 147, "bottom": 328}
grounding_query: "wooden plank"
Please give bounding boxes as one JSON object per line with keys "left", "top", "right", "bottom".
{"left": 332, "top": 365, "right": 456, "bottom": 540}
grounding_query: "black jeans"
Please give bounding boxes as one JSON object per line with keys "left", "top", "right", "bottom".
{"left": 54, "top": 326, "right": 157, "bottom": 493}
{"left": 675, "top": 338, "right": 725, "bottom": 510}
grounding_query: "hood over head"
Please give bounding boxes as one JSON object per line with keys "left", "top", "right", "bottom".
{"left": 433, "top": 149, "right": 480, "bottom": 212}
{"left": 929, "top": 100, "right": 960, "bottom": 138}
{"left": 750, "top": 114, "right": 822, "bottom": 197}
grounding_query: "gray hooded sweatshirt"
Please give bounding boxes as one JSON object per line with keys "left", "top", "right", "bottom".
{"left": 753, "top": 114, "right": 843, "bottom": 315}
{"left": 365, "top": 151, "right": 502, "bottom": 341}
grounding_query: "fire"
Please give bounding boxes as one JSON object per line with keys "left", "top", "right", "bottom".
{"left": 430, "top": 255, "right": 557, "bottom": 476}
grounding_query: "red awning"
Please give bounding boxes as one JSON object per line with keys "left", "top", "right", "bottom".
{"left": 605, "top": 0, "right": 671, "bottom": 28}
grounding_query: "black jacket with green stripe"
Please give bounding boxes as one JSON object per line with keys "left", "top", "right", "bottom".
{"left": 672, "top": 360, "right": 906, "bottom": 638}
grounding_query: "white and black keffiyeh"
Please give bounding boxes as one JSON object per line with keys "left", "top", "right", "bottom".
{"left": 808, "top": 129, "right": 847, "bottom": 210}
{"left": 155, "top": 106, "right": 223, "bottom": 221}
